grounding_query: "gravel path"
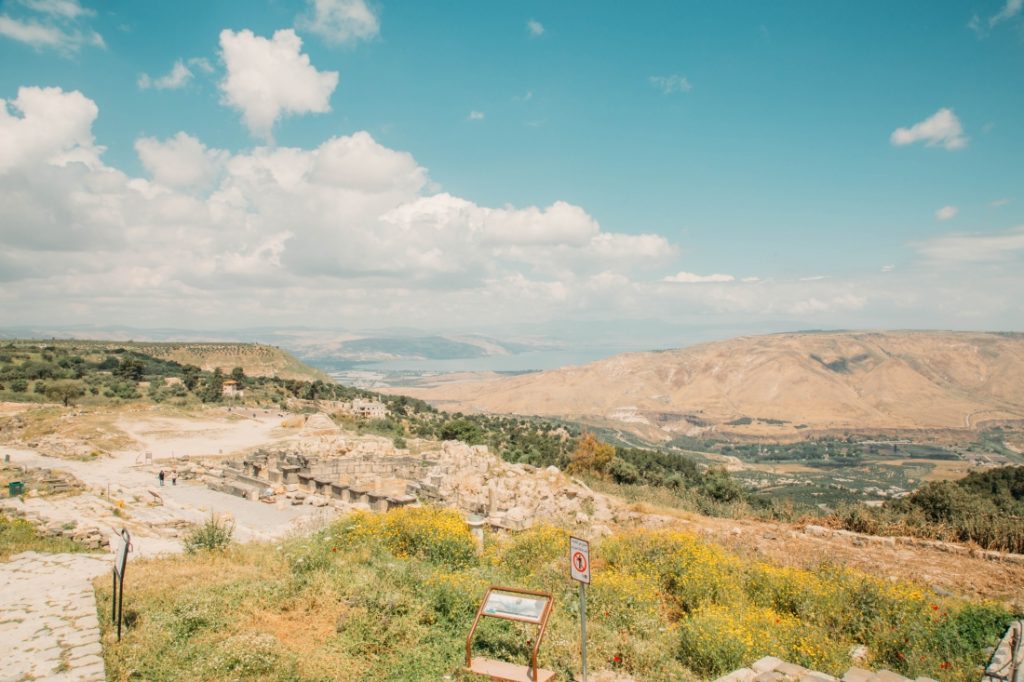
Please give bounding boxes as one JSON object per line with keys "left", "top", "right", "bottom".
{"left": 0, "top": 552, "right": 110, "bottom": 682}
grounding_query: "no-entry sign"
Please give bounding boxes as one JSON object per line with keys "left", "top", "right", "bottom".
{"left": 569, "top": 536, "right": 590, "bottom": 584}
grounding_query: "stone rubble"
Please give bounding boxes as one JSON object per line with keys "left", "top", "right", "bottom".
{"left": 205, "top": 434, "right": 636, "bottom": 532}
{"left": 715, "top": 656, "right": 940, "bottom": 682}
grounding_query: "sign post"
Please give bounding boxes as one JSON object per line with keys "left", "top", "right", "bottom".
{"left": 112, "top": 528, "right": 131, "bottom": 641}
{"left": 570, "top": 536, "right": 591, "bottom": 682}
{"left": 465, "top": 586, "right": 555, "bottom": 682}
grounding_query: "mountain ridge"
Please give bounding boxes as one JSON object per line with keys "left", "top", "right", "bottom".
{"left": 383, "top": 330, "right": 1024, "bottom": 440}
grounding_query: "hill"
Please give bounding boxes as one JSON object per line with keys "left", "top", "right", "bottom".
{"left": 133, "top": 342, "right": 328, "bottom": 381}
{"left": 8, "top": 340, "right": 327, "bottom": 382}
{"left": 387, "top": 331, "right": 1024, "bottom": 440}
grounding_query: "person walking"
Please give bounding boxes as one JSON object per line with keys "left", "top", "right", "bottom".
{"left": 158, "top": 470, "right": 165, "bottom": 487}
{"left": 171, "top": 469, "right": 178, "bottom": 486}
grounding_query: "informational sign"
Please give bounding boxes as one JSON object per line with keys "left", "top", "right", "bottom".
{"left": 114, "top": 529, "right": 129, "bottom": 578}
{"left": 112, "top": 528, "right": 131, "bottom": 641}
{"left": 569, "top": 536, "right": 590, "bottom": 584}
{"left": 466, "top": 586, "right": 556, "bottom": 682}
{"left": 481, "top": 589, "right": 549, "bottom": 624}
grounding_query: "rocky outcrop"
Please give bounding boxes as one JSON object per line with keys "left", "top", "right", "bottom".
{"left": 716, "top": 655, "right": 938, "bottom": 682}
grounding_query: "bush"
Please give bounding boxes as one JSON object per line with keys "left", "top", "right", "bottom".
{"left": 678, "top": 604, "right": 847, "bottom": 676}
{"left": 380, "top": 507, "right": 476, "bottom": 568}
{"left": 601, "top": 529, "right": 742, "bottom": 613}
{"left": 495, "top": 525, "right": 568, "bottom": 577}
{"left": 183, "top": 516, "right": 234, "bottom": 553}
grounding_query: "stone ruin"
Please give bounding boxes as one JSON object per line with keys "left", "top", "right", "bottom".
{"left": 201, "top": 436, "right": 624, "bottom": 532}
{"left": 206, "top": 447, "right": 418, "bottom": 513}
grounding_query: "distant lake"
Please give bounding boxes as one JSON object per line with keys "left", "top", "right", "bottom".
{"left": 312, "top": 347, "right": 635, "bottom": 375}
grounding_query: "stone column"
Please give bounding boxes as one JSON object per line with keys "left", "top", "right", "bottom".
{"left": 467, "top": 515, "right": 485, "bottom": 554}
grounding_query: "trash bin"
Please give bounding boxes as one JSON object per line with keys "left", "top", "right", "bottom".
{"left": 8, "top": 481, "right": 24, "bottom": 497}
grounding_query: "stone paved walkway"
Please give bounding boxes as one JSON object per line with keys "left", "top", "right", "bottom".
{"left": 0, "top": 552, "right": 110, "bottom": 682}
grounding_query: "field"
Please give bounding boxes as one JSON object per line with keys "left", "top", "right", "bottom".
{"left": 95, "top": 507, "right": 1016, "bottom": 682}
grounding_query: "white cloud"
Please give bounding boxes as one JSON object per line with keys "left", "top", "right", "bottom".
{"left": 527, "top": 19, "right": 544, "bottom": 37}
{"left": 968, "top": 14, "right": 984, "bottom": 36}
{"left": 935, "top": 205, "right": 958, "bottom": 221}
{"left": 917, "top": 226, "right": 1024, "bottom": 263}
{"left": 296, "top": 0, "right": 379, "bottom": 45}
{"left": 0, "top": 0, "right": 102, "bottom": 53}
{"left": 890, "top": 108, "right": 967, "bottom": 150}
{"left": 138, "top": 60, "right": 193, "bottom": 90}
{"left": 188, "top": 57, "right": 214, "bottom": 74}
{"left": 881, "top": 265, "right": 894, "bottom": 272}
{"left": 663, "top": 272, "right": 735, "bottom": 283}
{"left": 3, "top": 84, "right": 1024, "bottom": 334}
{"left": 0, "top": 86, "right": 100, "bottom": 173}
{"left": 991, "top": 198, "right": 1011, "bottom": 207}
{"left": 468, "top": 110, "right": 485, "bottom": 121}
{"left": 990, "top": 0, "right": 1023, "bottom": 26}
{"left": 135, "top": 132, "right": 228, "bottom": 189}
{"left": 649, "top": 75, "right": 693, "bottom": 94}
{"left": 21, "top": 0, "right": 91, "bottom": 19}
{"left": 218, "top": 28, "right": 339, "bottom": 141}
{"left": 788, "top": 294, "right": 866, "bottom": 315}
{"left": 0, "top": 15, "right": 65, "bottom": 49}
{"left": 487, "top": 201, "right": 600, "bottom": 246}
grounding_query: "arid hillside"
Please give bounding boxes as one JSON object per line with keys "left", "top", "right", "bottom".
{"left": 139, "top": 342, "right": 328, "bottom": 381}
{"left": 25, "top": 340, "right": 328, "bottom": 382}
{"left": 388, "top": 331, "right": 1024, "bottom": 439}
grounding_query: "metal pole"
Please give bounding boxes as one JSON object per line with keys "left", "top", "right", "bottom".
{"left": 116, "top": 567, "right": 125, "bottom": 641}
{"left": 111, "top": 570, "right": 116, "bottom": 624}
{"left": 580, "top": 582, "right": 587, "bottom": 682}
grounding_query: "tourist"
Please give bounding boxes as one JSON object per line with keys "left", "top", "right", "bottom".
{"left": 172, "top": 469, "right": 178, "bottom": 486}
{"left": 158, "top": 469, "right": 165, "bottom": 487}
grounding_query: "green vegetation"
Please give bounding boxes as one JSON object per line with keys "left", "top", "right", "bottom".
{"left": 183, "top": 516, "right": 235, "bottom": 554}
{"left": 721, "top": 439, "right": 962, "bottom": 464}
{"left": 96, "top": 507, "right": 1015, "bottom": 682}
{"left": 830, "top": 466, "right": 1024, "bottom": 552}
{"left": 0, "top": 513, "right": 95, "bottom": 561}
{"left": 0, "top": 340, "right": 392, "bottom": 409}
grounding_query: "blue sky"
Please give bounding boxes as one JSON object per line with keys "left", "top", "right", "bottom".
{"left": 0, "top": 0, "right": 1022, "bottom": 348}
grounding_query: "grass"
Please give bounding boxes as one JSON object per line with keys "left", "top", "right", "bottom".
{"left": 0, "top": 512, "right": 97, "bottom": 561}
{"left": 94, "top": 507, "right": 1017, "bottom": 682}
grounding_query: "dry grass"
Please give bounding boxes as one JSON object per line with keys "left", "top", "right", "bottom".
{"left": 93, "top": 510, "right": 1017, "bottom": 682}
{"left": 0, "top": 513, "right": 97, "bottom": 561}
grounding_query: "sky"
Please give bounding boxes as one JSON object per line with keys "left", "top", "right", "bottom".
{"left": 0, "top": 0, "right": 1023, "bottom": 350}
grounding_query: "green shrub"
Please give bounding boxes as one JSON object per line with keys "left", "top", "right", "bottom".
{"left": 495, "top": 525, "right": 567, "bottom": 577}
{"left": 677, "top": 604, "right": 848, "bottom": 676}
{"left": 183, "top": 516, "right": 234, "bottom": 553}
{"left": 381, "top": 507, "right": 476, "bottom": 568}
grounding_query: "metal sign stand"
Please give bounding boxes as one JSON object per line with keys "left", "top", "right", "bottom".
{"left": 465, "top": 585, "right": 555, "bottom": 682}
{"left": 112, "top": 528, "right": 131, "bottom": 641}
{"left": 569, "top": 536, "right": 591, "bottom": 682}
